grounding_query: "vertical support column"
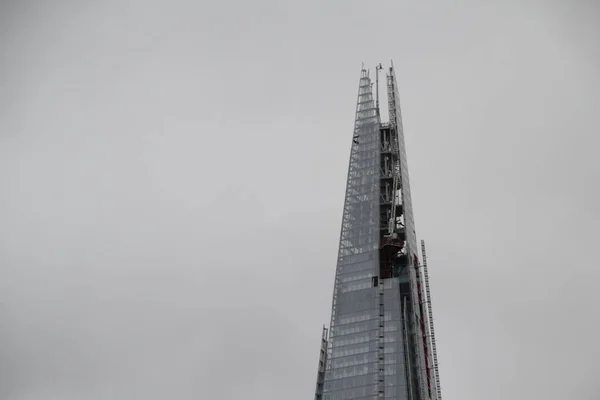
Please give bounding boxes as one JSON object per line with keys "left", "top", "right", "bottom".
{"left": 402, "top": 297, "right": 414, "bottom": 400}
{"left": 377, "top": 279, "right": 385, "bottom": 398}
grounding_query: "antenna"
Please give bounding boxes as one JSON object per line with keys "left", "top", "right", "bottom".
{"left": 375, "top": 63, "right": 383, "bottom": 116}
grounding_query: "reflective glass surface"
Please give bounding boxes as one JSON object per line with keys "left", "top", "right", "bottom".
{"left": 321, "top": 67, "right": 428, "bottom": 400}
{"left": 323, "top": 71, "right": 381, "bottom": 400}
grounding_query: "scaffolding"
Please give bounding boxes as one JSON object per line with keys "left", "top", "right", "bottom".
{"left": 314, "top": 326, "right": 328, "bottom": 400}
{"left": 422, "top": 240, "right": 442, "bottom": 400}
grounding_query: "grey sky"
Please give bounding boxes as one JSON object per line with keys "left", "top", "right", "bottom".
{"left": 1, "top": 0, "right": 598, "bottom": 399}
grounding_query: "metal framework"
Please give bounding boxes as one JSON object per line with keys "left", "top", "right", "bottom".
{"left": 314, "top": 62, "right": 442, "bottom": 400}
{"left": 421, "top": 240, "right": 442, "bottom": 400}
{"left": 315, "top": 326, "right": 329, "bottom": 400}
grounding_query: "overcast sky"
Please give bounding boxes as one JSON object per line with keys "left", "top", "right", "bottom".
{"left": 1, "top": 1, "right": 599, "bottom": 399}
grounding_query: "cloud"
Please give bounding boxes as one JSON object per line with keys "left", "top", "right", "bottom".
{"left": 1, "top": 1, "right": 598, "bottom": 399}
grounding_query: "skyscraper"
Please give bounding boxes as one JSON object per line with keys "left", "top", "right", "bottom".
{"left": 314, "top": 63, "right": 442, "bottom": 400}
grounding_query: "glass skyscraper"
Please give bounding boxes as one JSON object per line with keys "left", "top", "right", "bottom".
{"left": 314, "top": 64, "right": 442, "bottom": 400}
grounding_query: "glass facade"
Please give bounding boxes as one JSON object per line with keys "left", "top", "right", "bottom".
{"left": 324, "top": 70, "right": 381, "bottom": 400}
{"left": 388, "top": 66, "right": 429, "bottom": 400}
{"left": 317, "top": 66, "right": 438, "bottom": 400}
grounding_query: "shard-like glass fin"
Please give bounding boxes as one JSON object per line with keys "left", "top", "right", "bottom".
{"left": 323, "top": 68, "right": 381, "bottom": 400}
